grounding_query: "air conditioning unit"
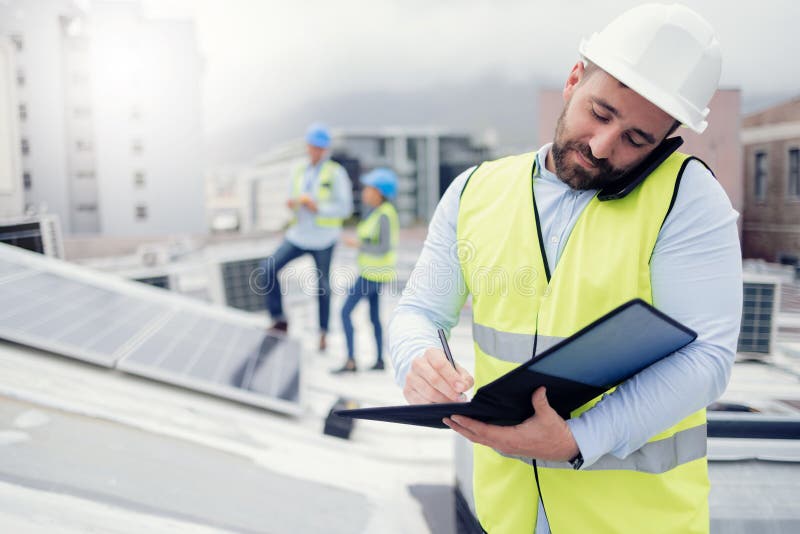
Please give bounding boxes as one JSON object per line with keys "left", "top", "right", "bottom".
{"left": 0, "top": 213, "right": 64, "bottom": 258}
{"left": 136, "top": 244, "right": 169, "bottom": 267}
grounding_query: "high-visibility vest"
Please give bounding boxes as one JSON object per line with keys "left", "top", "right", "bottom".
{"left": 357, "top": 201, "right": 399, "bottom": 283}
{"left": 456, "top": 151, "right": 710, "bottom": 534}
{"left": 291, "top": 160, "right": 345, "bottom": 228}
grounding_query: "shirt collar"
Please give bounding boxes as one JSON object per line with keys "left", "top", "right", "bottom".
{"left": 309, "top": 156, "right": 330, "bottom": 171}
{"left": 534, "top": 143, "right": 561, "bottom": 185}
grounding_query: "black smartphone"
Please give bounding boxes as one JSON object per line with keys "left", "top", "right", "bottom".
{"left": 597, "top": 136, "right": 684, "bottom": 201}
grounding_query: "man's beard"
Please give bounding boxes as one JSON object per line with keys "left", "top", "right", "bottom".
{"left": 551, "top": 139, "right": 629, "bottom": 190}
{"left": 550, "top": 110, "right": 628, "bottom": 190}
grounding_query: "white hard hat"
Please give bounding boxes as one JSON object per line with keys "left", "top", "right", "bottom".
{"left": 579, "top": 3, "right": 721, "bottom": 134}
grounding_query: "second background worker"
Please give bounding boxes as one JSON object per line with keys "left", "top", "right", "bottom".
{"left": 333, "top": 168, "right": 400, "bottom": 373}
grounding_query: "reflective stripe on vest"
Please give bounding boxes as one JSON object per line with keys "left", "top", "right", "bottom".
{"left": 472, "top": 324, "right": 565, "bottom": 364}
{"left": 457, "top": 151, "right": 710, "bottom": 534}
{"left": 291, "top": 160, "right": 344, "bottom": 228}
{"left": 539, "top": 424, "right": 707, "bottom": 473}
{"left": 357, "top": 201, "right": 399, "bottom": 282}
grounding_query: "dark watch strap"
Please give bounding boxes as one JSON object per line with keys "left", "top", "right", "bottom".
{"left": 569, "top": 451, "right": 584, "bottom": 470}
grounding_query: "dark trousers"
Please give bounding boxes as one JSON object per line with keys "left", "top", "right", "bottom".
{"left": 341, "top": 275, "right": 384, "bottom": 361}
{"left": 260, "top": 240, "right": 334, "bottom": 332}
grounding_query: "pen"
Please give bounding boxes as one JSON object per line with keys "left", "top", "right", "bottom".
{"left": 437, "top": 328, "right": 457, "bottom": 370}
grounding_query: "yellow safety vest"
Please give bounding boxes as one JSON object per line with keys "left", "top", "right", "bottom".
{"left": 457, "top": 151, "right": 709, "bottom": 534}
{"left": 357, "top": 201, "right": 399, "bottom": 283}
{"left": 291, "top": 160, "right": 345, "bottom": 228}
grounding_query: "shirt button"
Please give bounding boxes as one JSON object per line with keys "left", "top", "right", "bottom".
{"left": 550, "top": 236, "right": 559, "bottom": 245}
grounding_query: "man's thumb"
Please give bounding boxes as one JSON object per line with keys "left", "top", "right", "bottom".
{"left": 531, "top": 387, "right": 549, "bottom": 412}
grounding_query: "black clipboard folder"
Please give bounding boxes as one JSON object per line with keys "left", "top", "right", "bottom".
{"left": 334, "top": 299, "right": 696, "bottom": 428}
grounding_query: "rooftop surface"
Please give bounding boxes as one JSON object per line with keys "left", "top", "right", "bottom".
{"left": 1, "top": 240, "right": 799, "bottom": 532}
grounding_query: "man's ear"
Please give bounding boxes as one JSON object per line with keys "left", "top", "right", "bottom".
{"left": 563, "top": 61, "right": 585, "bottom": 103}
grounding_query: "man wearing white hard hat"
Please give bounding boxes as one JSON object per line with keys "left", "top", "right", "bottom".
{"left": 260, "top": 123, "right": 353, "bottom": 352}
{"left": 389, "top": 4, "right": 741, "bottom": 533}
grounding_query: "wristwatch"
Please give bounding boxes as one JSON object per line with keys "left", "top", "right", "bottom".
{"left": 568, "top": 451, "right": 584, "bottom": 470}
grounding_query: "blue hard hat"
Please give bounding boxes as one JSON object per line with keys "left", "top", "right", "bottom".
{"left": 305, "top": 122, "right": 331, "bottom": 148}
{"left": 360, "top": 168, "right": 398, "bottom": 200}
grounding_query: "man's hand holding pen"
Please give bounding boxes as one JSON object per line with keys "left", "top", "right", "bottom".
{"left": 402, "top": 348, "right": 473, "bottom": 404}
{"left": 404, "top": 328, "right": 579, "bottom": 462}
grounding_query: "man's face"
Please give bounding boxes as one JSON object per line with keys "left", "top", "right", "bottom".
{"left": 307, "top": 144, "right": 326, "bottom": 165}
{"left": 361, "top": 185, "right": 383, "bottom": 207}
{"left": 549, "top": 62, "right": 676, "bottom": 190}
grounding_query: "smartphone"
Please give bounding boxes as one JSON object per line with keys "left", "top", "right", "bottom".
{"left": 597, "top": 136, "right": 684, "bottom": 201}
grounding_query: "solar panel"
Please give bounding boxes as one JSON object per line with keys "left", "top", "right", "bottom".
{"left": 738, "top": 281, "right": 778, "bottom": 354}
{"left": 117, "top": 312, "right": 300, "bottom": 409}
{"left": 0, "top": 269, "right": 170, "bottom": 367}
{"left": 0, "top": 243, "right": 301, "bottom": 415}
{"left": 0, "top": 215, "right": 63, "bottom": 257}
{"left": 0, "top": 221, "right": 45, "bottom": 254}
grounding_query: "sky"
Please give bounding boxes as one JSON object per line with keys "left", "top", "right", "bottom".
{"left": 141, "top": 0, "right": 800, "bottom": 163}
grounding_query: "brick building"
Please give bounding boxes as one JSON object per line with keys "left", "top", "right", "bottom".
{"left": 741, "top": 96, "right": 800, "bottom": 261}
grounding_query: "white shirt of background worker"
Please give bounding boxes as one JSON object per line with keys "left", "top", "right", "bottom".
{"left": 260, "top": 123, "right": 352, "bottom": 352}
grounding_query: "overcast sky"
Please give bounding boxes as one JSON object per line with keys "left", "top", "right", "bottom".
{"left": 142, "top": 0, "right": 800, "bottom": 160}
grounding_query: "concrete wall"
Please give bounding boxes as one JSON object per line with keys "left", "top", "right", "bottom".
{"left": 0, "top": 40, "right": 24, "bottom": 218}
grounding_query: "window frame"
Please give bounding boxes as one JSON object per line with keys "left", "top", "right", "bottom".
{"left": 754, "top": 150, "right": 768, "bottom": 203}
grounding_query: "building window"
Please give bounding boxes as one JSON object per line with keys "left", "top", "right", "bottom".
{"left": 18, "top": 104, "right": 27, "bottom": 121}
{"left": 407, "top": 138, "right": 418, "bottom": 160}
{"left": 76, "top": 204, "right": 97, "bottom": 212}
{"left": 134, "top": 171, "right": 146, "bottom": 188}
{"left": 132, "top": 139, "right": 143, "bottom": 155}
{"left": 754, "top": 151, "right": 767, "bottom": 202}
{"left": 16, "top": 69, "right": 25, "bottom": 87}
{"left": 23, "top": 172, "right": 31, "bottom": 190}
{"left": 21, "top": 138, "right": 29, "bottom": 155}
{"left": 10, "top": 34, "right": 23, "bottom": 52}
{"left": 789, "top": 148, "right": 800, "bottom": 200}
{"left": 135, "top": 204, "right": 148, "bottom": 220}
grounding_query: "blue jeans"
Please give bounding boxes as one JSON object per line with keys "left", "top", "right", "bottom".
{"left": 260, "top": 240, "right": 334, "bottom": 332}
{"left": 341, "top": 276, "right": 384, "bottom": 361}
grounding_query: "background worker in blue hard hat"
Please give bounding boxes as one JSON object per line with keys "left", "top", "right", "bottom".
{"left": 332, "top": 168, "right": 400, "bottom": 374}
{"left": 260, "top": 123, "right": 353, "bottom": 351}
